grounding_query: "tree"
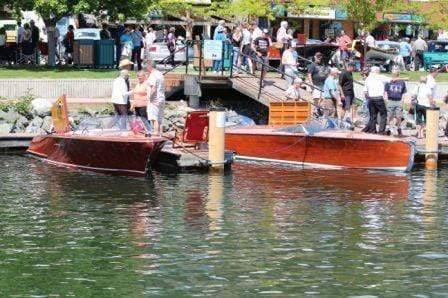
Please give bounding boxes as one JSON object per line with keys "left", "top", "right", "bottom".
{"left": 227, "top": 0, "right": 273, "bottom": 21}
{"left": 151, "top": 0, "right": 231, "bottom": 39}
{"left": 1, "top": 0, "right": 153, "bottom": 67}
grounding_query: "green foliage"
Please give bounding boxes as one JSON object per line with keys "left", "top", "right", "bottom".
{"left": 1, "top": 0, "right": 153, "bottom": 22}
{"left": 0, "top": 90, "right": 35, "bottom": 116}
{"left": 228, "top": 0, "right": 273, "bottom": 20}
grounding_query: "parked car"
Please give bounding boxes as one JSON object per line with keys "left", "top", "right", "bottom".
{"left": 0, "top": 20, "right": 17, "bottom": 45}
{"left": 352, "top": 39, "right": 400, "bottom": 71}
{"left": 423, "top": 40, "right": 448, "bottom": 70}
{"left": 74, "top": 28, "right": 101, "bottom": 40}
{"left": 147, "top": 39, "right": 193, "bottom": 63}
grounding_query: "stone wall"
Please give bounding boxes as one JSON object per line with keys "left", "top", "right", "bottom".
{"left": 0, "top": 73, "right": 186, "bottom": 99}
{"left": 0, "top": 79, "right": 114, "bottom": 99}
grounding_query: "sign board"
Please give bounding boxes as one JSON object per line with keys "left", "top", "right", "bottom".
{"left": 203, "top": 40, "right": 223, "bottom": 60}
{"left": 289, "top": 7, "right": 336, "bottom": 20}
{"left": 382, "top": 13, "right": 424, "bottom": 24}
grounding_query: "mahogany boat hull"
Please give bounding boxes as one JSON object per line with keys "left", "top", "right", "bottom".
{"left": 27, "top": 134, "right": 166, "bottom": 176}
{"left": 225, "top": 127, "right": 415, "bottom": 171}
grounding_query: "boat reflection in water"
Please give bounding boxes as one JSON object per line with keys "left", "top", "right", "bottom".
{"left": 230, "top": 163, "right": 410, "bottom": 201}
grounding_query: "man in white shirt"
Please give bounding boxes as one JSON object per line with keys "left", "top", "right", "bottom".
{"left": 412, "top": 36, "right": 428, "bottom": 70}
{"left": 365, "top": 32, "right": 375, "bottom": 47}
{"left": 426, "top": 67, "right": 438, "bottom": 99}
{"left": 146, "top": 60, "right": 165, "bottom": 135}
{"left": 241, "top": 22, "right": 253, "bottom": 72}
{"left": 412, "top": 76, "right": 434, "bottom": 138}
{"left": 17, "top": 21, "right": 25, "bottom": 45}
{"left": 144, "top": 27, "right": 156, "bottom": 60}
{"left": 251, "top": 21, "right": 262, "bottom": 41}
{"left": 362, "top": 66, "right": 390, "bottom": 134}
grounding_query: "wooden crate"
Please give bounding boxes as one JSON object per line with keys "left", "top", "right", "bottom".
{"left": 269, "top": 101, "right": 311, "bottom": 126}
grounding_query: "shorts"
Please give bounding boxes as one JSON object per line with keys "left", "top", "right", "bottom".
{"left": 256, "top": 55, "right": 269, "bottom": 65}
{"left": 321, "top": 98, "right": 337, "bottom": 118}
{"left": 340, "top": 50, "right": 350, "bottom": 60}
{"left": 387, "top": 100, "right": 403, "bottom": 120}
{"left": 312, "top": 88, "right": 323, "bottom": 100}
{"left": 147, "top": 102, "right": 165, "bottom": 122}
{"left": 242, "top": 44, "right": 252, "bottom": 56}
{"left": 415, "top": 104, "right": 427, "bottom": 125}
{"left": 343, "top": 95, "right": 354, "bottom": 110}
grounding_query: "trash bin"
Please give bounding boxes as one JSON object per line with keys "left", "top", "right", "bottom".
{"left": 95, "top": 39, "right": 115, "bottom": 68}
{"left": 73, "top": 39, "right": 95, "bottom": 68}
{"left": 223, "top": 43, "right": 233, "bottom": 70}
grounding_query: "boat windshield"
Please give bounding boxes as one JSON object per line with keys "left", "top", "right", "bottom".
{"left": 275, "top": 119, "right": 339, "bottom": 135}
{"left": 72, "top": 116, "right": 151, "bottom": 136}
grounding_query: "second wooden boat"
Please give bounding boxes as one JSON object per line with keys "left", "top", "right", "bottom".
{"left": 225, "top": 124, "right": 415, "bottom": 171}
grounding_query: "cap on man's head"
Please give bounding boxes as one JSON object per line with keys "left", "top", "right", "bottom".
{"left": 330, "top": 67, "right": 340, "bottom": 74}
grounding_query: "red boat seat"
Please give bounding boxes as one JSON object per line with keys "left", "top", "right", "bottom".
{"left": 175, "top": 110, "right": 209, "bottom": 147}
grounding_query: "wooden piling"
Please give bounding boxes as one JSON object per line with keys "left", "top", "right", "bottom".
{"left": 425, "top": 107, "right": 440, "bottom": 170}
{"left": 208, "top": 109, "right": 226, "bottom": 172}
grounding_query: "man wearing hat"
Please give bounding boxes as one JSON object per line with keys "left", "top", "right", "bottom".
{"left": 307, "top": 52, "right": 329, "bottom": 108}
{"left": 322, "top": 67, "right": 342, "bottom": 119}
{"left": 285, "top": 78, "right": 304, "bottom": 101}
{"left": 111, "top": 59, "right": 134, "bottom": 127}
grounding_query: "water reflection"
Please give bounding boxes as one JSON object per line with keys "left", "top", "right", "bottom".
{"left": 1, "top": 155, "right": 448, "bottom": 296}
{"left": 206, "top": 174, "right": 224, "bottom": 232}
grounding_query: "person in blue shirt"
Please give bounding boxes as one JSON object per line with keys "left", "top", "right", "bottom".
{"left": 120, "top": 28, "right": 133, "bottom": 60}
{"left": 399, "top": 38, "right": 412, "bottom": 70}
{"left": 213, "top": 27, "right": 228, "bottom": 73}
{"left": 130, "top": 25, "right": 143, "bottom": 70}
{"left": 322, "top": 68, "right": 342, "bottom": 119}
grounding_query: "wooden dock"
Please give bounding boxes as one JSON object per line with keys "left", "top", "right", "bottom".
{"left": 0, "top": 133, "right": 35, "bottom": 151}
{"left": 157, "top": 141, "right": 234, "bottom": 172}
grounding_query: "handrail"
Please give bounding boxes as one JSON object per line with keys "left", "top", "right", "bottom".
{"left": 232, "top": 47, "right": 321, "bottom": 92}
{"left": 231, "top": 47, "right": 335, "bottom": 114}
{"left": 160, "top": 40, "right": 193, "bottom": 75}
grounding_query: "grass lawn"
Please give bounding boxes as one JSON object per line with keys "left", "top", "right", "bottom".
{"left": 2, "top": 66, "right": 448, "bottom": 82}
{"left": 0, "top": 66, "right": 120, "bottom": 79}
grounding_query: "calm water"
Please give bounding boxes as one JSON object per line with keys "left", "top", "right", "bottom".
{"left": 1, "top": 155, "right": 448, "bottom": 296}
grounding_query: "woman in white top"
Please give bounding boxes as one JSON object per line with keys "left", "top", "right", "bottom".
{"left": 412, "top": 76, "right": 434, "bottom": 138}
{"left": 285, "top": 78, "right": 304, "bottom": 101}
{"left": 281, "top": 43, "right": 298, "bottom": 87}
{"left": 111, "top": 59, "right": 134, "bottom": 116}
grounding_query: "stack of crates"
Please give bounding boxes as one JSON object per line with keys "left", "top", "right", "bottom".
{"left": 268, "top": 101, "right": 311, "bottom": 126}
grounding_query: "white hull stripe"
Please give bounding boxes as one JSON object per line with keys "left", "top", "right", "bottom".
{"left": 234, "top": 155, "right": 408, "bottom": 172}
{"left": 28, "top": 153, "right": 145, "bottom": 175}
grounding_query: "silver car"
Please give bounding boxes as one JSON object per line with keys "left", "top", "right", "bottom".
{"left": 147, "top": 39, "right": 190, "bottom": 62}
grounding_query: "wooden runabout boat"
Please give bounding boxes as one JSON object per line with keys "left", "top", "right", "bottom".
{"left": 225, "top": 123, "right": 416, "bottom": 172}
{"left": 27, "top": 96, "right": 166, "bottom": 176}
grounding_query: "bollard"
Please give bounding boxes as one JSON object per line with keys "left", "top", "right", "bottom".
{"left": 208, "top": 108, "right": 226, "bottom": 172}
{"left": 425, "top": 107, "right": 440, "bottom": 170}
